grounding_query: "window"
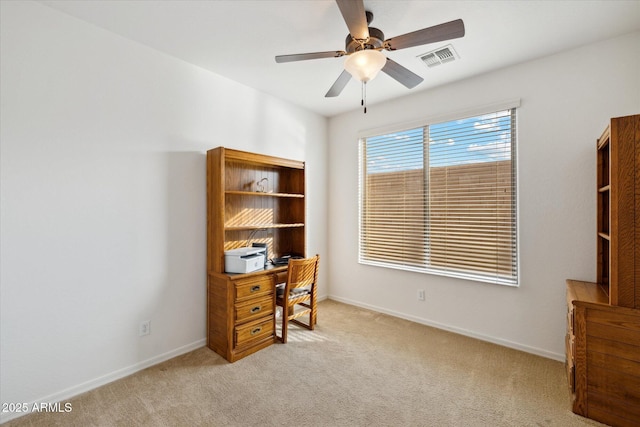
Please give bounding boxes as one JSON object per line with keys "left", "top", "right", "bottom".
{"left": 359, "top": 107, "right": 518, "bottom": 286}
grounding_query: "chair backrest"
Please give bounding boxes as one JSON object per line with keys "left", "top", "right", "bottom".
{"left": 286, "top": 255, "right": 319, "bottom": 291}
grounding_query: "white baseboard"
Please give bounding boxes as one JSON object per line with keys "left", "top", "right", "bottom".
{"left": 326, "top": 295, "right": 565, "bottom": 362}
{"left": 0, "top": 338, "right": 206, "bottom": 424}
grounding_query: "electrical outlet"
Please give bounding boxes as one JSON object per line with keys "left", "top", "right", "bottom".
{"left": 417, "top": 289, "right": 425, "bottom": 301}
{"left": 139, "top": 320, "right": 151, "bottom": 336}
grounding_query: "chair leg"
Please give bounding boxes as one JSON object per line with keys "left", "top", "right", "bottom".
{"left": 275, "top": 306, "right": 281, "bottom": 343}
{"left": 281, "top": 304, "right": 288, "bottom": 344}
{"left": 309, "top": 307, "right": 314, "bottom": 331}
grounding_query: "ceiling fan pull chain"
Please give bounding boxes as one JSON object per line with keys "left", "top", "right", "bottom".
{"left": 363, "top": 81, "right": 367, "bottom": 114}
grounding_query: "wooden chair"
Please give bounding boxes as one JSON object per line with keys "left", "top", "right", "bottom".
{"left": 275, "top": 255, "right": 319, "bottom": 343}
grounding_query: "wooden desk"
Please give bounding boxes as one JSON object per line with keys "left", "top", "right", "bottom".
{"left": 206, "top": 147, "right": 306, "bottom": 362}
{"left": 207, "top": 265, "right": 288, "bottom": 362}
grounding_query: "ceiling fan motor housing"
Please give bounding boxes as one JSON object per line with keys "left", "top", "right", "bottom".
{"left": 345, "top": 27, "right": 385, "bottom": 53}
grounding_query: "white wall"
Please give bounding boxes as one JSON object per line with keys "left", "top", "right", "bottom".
{"left": 327, "top": 31, "right": 640, "bottom": 360}
{"left": 0, "top": 1, "right": 327, "bottom": 420}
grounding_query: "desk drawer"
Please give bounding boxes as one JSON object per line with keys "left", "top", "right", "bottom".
{"left": 235, "top": 276, "right": 273, "bottom": 301}
{"left": 235, "top": 317, "right": 273, "bottom": 348}
{"left": 275, "top": 271, "right": 288, "bottom": 285}
{"left": 235, "top": 296, "right": 274, "bottom": 324}
{"left": 565, "top": 333, "right": 575, "bottom": 392}
{"left": 567, "top": 305, "right": 574, "bottom": 335}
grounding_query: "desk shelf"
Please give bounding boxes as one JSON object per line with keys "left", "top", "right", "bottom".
{"left": 595, "top": 114, "right": 639, "bottom": 308}
{"left": 225, "top": 223, "right": 305, "bottom": 231}
{"left": 225, "top": 190, "right": 304, "bottom": 198}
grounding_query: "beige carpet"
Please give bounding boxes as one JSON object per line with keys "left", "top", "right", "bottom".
{"left": 5, "top": 300, "right": 605, "bottom": 427}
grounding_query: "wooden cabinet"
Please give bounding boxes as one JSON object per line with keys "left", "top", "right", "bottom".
{"left": 206, "top": 147, "right": 306, "bottom": 362}
{"left": 207, "top": 271, "right": 277, "bottom": 362}
{"left": 567, "top": 114, "right": 640, "bottom": 426}
{"left": 566, "top": 280, "right": 640, "bottom": 427}
{"left": 596, "top": 114, "right": 640, "bottom": 308}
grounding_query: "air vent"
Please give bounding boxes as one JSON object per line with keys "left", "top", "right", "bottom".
{"left": 418, "top": 44, "right": 459, "bottom": 68}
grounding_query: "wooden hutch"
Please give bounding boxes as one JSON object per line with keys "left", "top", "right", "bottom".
{"left": 566, "top": 114, "right": 640, "bottom": 426}
{"left": 206, "top": 147, "right": 306, "bottom": 362}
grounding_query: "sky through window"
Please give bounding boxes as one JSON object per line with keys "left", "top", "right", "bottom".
{"left": 365, "top": 110, "right": 512, "bottom": 172}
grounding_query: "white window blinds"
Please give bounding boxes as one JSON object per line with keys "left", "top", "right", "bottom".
{"left": 359, "top": 108, "right": 518, "bottom": 286}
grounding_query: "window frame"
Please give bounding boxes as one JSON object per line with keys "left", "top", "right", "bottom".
{"left": 358, "top": 99, "right": 520, "bottom": 286}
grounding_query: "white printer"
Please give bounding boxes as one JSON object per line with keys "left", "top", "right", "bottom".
{"left": 224, "top": 247, "right": 266, "bottom": 274}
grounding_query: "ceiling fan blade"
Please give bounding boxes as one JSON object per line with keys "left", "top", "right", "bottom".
{"left": 276, "top": 51, "right": 346, "bottom": 63}
{"left": 385, "top": 19, "right": 465, "bottom": 51}
{"left": 336, "top": 0, "right": 369, "bottom": 41}
{"left": 325, "top": 70, "right": 352, "bottom": 97}
{"left": 381, "top": 58, "right": 424, "bottom": 89}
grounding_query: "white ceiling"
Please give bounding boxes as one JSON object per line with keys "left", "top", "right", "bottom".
{"left": 39, "top": 0, "right": 640, "bottom": 117}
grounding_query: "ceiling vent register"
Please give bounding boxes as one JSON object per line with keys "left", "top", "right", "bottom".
{"left": 418, "top": 44, "right": 459, "bottom": 68}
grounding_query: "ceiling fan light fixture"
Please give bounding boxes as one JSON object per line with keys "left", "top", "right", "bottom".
{"left": 344, "top": 49, "right": 386, "bottom": 82}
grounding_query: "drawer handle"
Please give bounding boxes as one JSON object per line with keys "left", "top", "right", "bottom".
{"left": 251, "top": 306, "right": 262, "bottom": 314}
{"left": 251, "top": 326, "right": 262, "bottom": 336}
{"left": 250, "top": 285, "right": 261, "bottom": 293}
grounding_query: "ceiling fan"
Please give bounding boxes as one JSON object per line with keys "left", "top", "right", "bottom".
{"left": 275, "top": 0, "right": 465, "bottom": 112}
